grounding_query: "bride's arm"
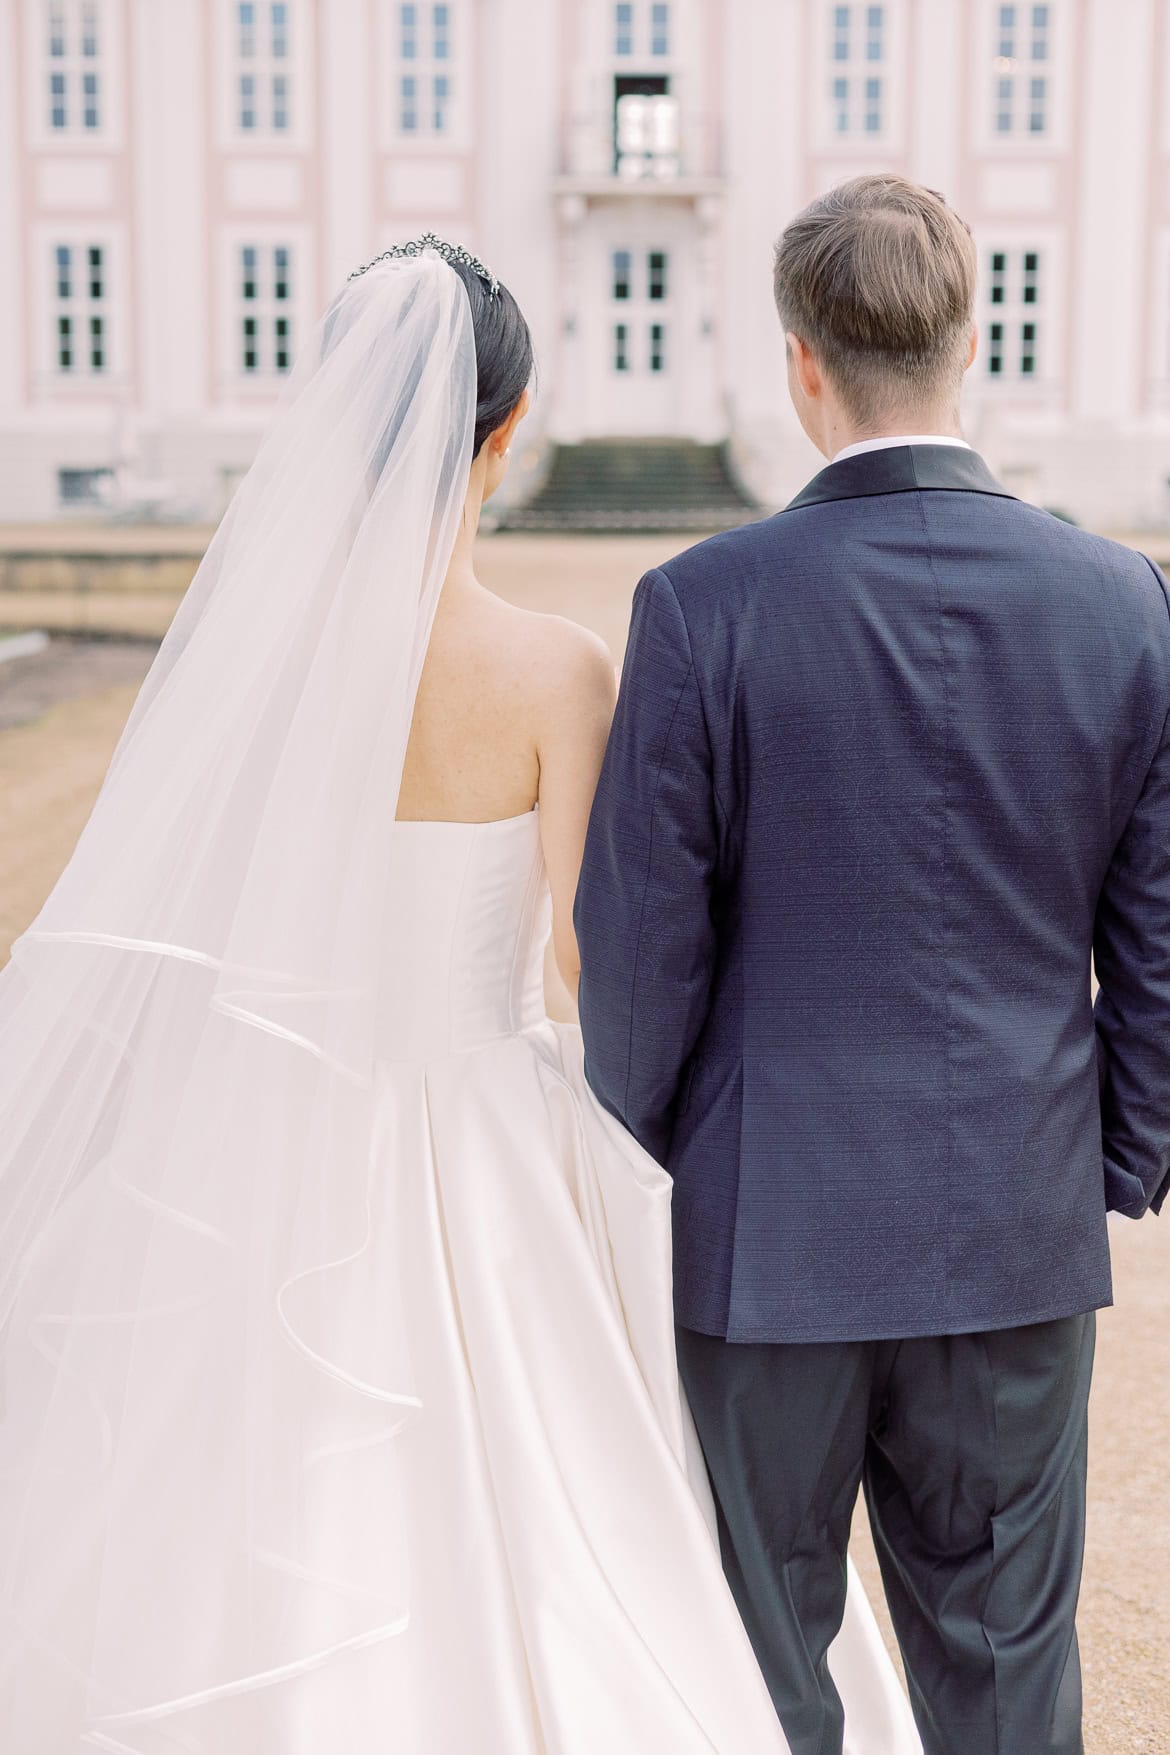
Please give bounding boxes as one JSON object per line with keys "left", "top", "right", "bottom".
{"left": 533, "top": 620, "right": 618, "bottom": 1003}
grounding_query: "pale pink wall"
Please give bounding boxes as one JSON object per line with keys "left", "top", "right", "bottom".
{"left": 1138, "top": 0, "right": 1169, "bottom": 413}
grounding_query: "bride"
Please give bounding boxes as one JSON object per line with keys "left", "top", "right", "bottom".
{"left": 0, "top": 238, "right": 919, "bottom": 1753}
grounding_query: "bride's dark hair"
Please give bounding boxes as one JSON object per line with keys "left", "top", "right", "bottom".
{"left": 446, "top": 258, "right": 534, "bottom": 456}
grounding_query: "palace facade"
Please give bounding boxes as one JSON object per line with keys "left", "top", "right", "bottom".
{"left": 1, "top": 0, "right": 1168, "bottom": 527}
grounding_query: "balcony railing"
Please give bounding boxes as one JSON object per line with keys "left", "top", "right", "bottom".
{"left": 561, "top": 96, "right": 723, "bottom": 186}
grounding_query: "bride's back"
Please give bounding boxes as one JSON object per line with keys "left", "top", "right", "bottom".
{"left": 397, "top": 581, "right": 543, "bottom": 825}
{"left": 397, "top": 573, "right": 616, "bottom": 995}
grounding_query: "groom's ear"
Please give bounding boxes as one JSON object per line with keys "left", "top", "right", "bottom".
{"left": 786, "top": 333, "right": 823, "bottom": 403}
{"left": 964, "top": 325, "right": 979, "bottom": 373}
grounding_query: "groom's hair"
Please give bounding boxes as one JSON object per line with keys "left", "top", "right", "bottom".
{"left": 773, "top": 176, "right": 976, "bottom": 426}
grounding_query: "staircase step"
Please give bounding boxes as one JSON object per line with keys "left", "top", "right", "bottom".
{"left": 502, "top": 440, "right": 759, "bottom": 535}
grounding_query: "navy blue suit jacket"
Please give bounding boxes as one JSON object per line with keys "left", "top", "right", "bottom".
{"left": 575, "top": 444, "right": 1170, "bottom": 1343}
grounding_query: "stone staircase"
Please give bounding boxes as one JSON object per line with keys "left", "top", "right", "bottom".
{"left": 499, "top": 439, "right": 761, "bottom": 533}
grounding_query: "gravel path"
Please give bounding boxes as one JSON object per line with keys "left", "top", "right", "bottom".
{"left": 2, "top": 566, "right": 1168, "bottom": 1752}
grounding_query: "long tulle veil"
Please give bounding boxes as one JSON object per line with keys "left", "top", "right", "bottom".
{"left": 0, "top": 250, "right": 476, "bottom": 1748}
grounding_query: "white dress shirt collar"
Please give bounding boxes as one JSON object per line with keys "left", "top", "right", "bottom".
{"left": 832, "top": 434, "right": 971, "bottom": 463}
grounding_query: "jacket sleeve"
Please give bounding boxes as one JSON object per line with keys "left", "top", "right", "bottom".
{"left": 574, "top": 566, "right": 719, "bottom": 1165}
{"left": 1093, "top": 572, "right": 1170, "bottom": 1218}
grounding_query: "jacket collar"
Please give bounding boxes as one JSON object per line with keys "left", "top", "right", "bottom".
{"left": 785, "top": 443, "right": 1015, "bottom": 513}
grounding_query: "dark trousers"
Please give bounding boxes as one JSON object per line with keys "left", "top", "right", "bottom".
{"left": 676, "top": 1314, "right": 1095, "bottom": 1755}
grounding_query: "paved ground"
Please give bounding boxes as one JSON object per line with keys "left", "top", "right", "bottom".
{"left": 2, "top": 534, "right": 1168, "bottom": 1751}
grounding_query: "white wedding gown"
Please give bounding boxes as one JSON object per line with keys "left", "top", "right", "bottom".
{"left": 352, "top": 806, "right": 919, "bottom": 1753}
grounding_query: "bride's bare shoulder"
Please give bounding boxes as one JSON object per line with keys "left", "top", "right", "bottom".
{"left": 471, "top": 592, "right": 615, "bottom": 719}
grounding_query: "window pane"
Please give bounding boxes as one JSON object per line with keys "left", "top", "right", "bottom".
{"left": 401, "top": 73, "right": 417, "bottom": 130}
{"left": 239, "top": 1, "right": 255, "bottom": 55}
{"left": 1029, "top": 75, "right": 1046, "bottom": 132}
{"left": 83, "top": 70, "right": 100, "bottom": 129}
{"left": 612, "top": 249, "right": 631, "bottom": 300}
{"left": 648, "top": 250, "right": 668, "bottom": 299}
{"left": 273, "top": 72, "right": 289, "bottom": 129}
{"left": 997, "top": 4, "right": 1016, "bottom": 57}
{"left": 651, "top": 2, "right": 670, "bottom": 55}
{"left": 88, "top": 245, "right": 103, "bottom": 298}
{"left": 275, "top": 315, "right": 291, "bottom": 370}
{"left": 833, "top": 75, "right": 849, "bottom": 133}
{"left": 434, "top": 2, "right": 450, "bottom": 58}
{"left": 274, "top": 247, "right": 290, "bottom": 299}
{"left": 615, "top": 2, "right": 633, "bottom": 56}
{"left": 242, "top": 246, "right": 258, "bottom": 299}
{"left": 865, "top": 74, "right": 881, "bottom": 130}
{"left": 1021, "top": 320, "right": 1036, "bottom": 375}
{"left": 239, "top": 73, "right": 256, "bottom": 129}
{"left": 995, "top": 75, "right": 1013, "bottom": 133}
{"left": 90, "top": 314, "right": 104, "bottom": 371}
{"left": 650, "top": 321, "right": 665, "bottom": 372}
{"left": 988, "top": 320, "right": 1003, "bottom": 376}
{"left": 434, "top": 72, "right": 449, "bottom": 130}
{"left": 49, "top": 2, "right": 66, "bottom": 57}
{"left": 50, "top": 69, "right": 67, "bottom": 130}
{"left": 272, "top": 1, "right": 288, "bottom": 56}
{"left": 81, "top": 0, "right": 99, "bottom": 56}
{"left": 832, "top": 5, "right": 849, "bottom": 63}
{"left": 56, "top": 244, "right": 71, "bottom": 299}
{"left": 401, "top": 2, "right": 417, "bottom": 56}
{"left": 58, "top": 314, "right": 72, "bottom": 371}
{"left": 614, "top": 322, "right": 629, "bottom": 371}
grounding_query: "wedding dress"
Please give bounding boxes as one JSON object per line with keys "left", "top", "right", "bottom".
{"left": 0, "top": 247, "right": 919, "bottom": 1752}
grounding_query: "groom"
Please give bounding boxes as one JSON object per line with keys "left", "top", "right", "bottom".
{"left": 575, "top": 174, "right": 1170, "bottom": 1755}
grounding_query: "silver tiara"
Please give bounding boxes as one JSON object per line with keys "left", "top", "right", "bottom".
{"left": 348, "top": 232, "right": 500, "bottom": 297}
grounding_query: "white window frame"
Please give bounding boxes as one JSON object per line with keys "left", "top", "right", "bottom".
{"left": 969, "top": 227, "right": 1065, "bottom": 403}
{"left": 215, "top": 0, "right": 312, "bottom": 150}
{"left": 380, "top": 1, "right": 470, "bottom": 149}
{"left": 607, "top": 244, "right": 674, "bottom": 378}
{"left": 26, "top": 0, "right": 124, "bottom": 150}
{"left": 32, "top": 223, "right": 128, "bottom": 398}
{"left": 975, "top": 0, "right": 1071, "bottom": 153}
{"left": 217, "top": 226, "right": 313, "bottom": 399}
{"left": 816, "top": 0, "right": 905, "bottom": 153}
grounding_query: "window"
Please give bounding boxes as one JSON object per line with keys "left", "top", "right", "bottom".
{"left": 52, "top": 241, "right": 108, "bottom": 377}
{"left": 827, "top": 4, "right": 885, "bottom": 138}
{"left": 615, "top": 92, "right": 680, "bottom": 177}
{"left": 614, "top": 3, "right": 670, "bottom": 59}
{"left": 612, "top": 250, "right": 632, "bottom": 300}
{"left": 400, "top": 74, "right": 417, "bottom": 131}
{"left": 983, "top": 247, "right": 1043, "bottom": 380}
{"left": 396, "top": 2, "right": 455, "bottom": 135}
{"left": 614, "top": 323, "right": 630, "bottom": 372}
{"left": 59, "top": 466, "right": 114, "bottom": 507}
{"left": 235, "top": 1, "right": 291, "bottom": 134}
{"left": 992, "top": 2, "right": 1051, "bottom": 137}
{"left": 649, "top": 321, "right": 666, "bottom": 373}
{"left": 239, "top": 243, "right": 295, "bottom": 376}
{"left": 648, "top": 250, "right": 668, "bottom": 300}
{"left": 45, "top": 0, "right": 104, "bottom": 135}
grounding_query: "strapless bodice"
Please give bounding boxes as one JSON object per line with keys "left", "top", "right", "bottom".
{"left": 375, "top": 809, "right": 550, "bottom": 1061}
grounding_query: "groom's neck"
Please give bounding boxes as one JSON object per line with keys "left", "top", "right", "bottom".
{"left": 819, "top": 404, "right": 965, "bottom": 461}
